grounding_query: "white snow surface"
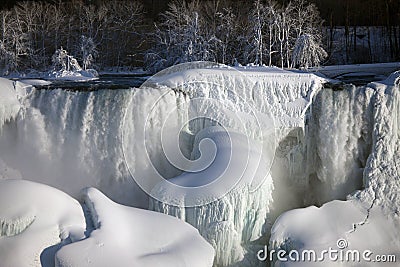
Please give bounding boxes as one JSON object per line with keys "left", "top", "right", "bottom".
{"left": 56, "top": 187, "right": 214, "bottom": 267}
{"left": 0, "top": 179, "right": 86, "bottom": 267}
{"left": 47, "top": 69, "right": 98, "bottom": 81}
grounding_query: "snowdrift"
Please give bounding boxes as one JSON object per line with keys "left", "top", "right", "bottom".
{"left": 0, "top": 179, "right": 86, "bottom": 267}
{"left": 56, "top": 188, "right": 214, "bottom": 267}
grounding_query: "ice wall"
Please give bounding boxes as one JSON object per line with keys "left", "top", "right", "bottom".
{"left": 269, "top": 73, "right": 400, "bottom": 266}
{"left": 0, "top": 78, "right": 20, "bottom": 129}
{"left": 304, "top": 85, "right": 374, "bottom": 204}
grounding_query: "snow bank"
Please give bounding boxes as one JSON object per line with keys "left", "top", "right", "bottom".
{"left": 269, "top": 72, "right": 400, "bottom": 266}
{"left": 0, "top": 179, "right": 86, "bottom": 267}
{"left": 55, "top": 188, "right": 214, "bottom": 267}
{"left": 0, "top": 77, "right": 20, "bottom": 129}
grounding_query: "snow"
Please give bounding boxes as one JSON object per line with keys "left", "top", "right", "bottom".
{"left": 0, "top": 77, "right": 20, "bottom": 129}
{"left": 47, "top": 69, "right": 99, "bottom": 82}
{"left": 0, "top": 179, "right": 86, "bottom": 267}
{"left": 55, "top": 187, "right": 214, "bottom": 267}
{"left": 18, "top": 79, "right": 52, "bottom": 86}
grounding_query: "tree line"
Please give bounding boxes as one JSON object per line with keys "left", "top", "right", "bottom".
{"left": 0, "top": 0, "right": 145, "bottom": 74}
{"left": 0, "top": 0, "right": 399, "bottom": 75}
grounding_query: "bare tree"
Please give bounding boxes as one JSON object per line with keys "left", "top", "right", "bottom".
{"left": 291, "top": 33, "right": 327, "bottom": 68}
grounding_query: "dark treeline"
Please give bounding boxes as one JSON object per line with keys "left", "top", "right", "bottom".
{"left": 0, "top": 0, "right": 328, "bottom": 74}
{"left": 1, "top": 0, "right": 399, "bottom": 27}
{"left": 0, "top": 0, "right": 399, "bottom": 74}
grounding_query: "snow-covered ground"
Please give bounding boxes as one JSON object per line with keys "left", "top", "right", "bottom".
{"left": 1, "top": 62, "right": 400, "bottom": 266}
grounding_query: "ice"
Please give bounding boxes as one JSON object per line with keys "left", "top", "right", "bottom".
{"left": 0, "top": 65, "right": 325, "bottom": 207}
{"left": 0, "top": 179, "right": 86, "bottom": 267}
{"left": 269, "top": 71, "right": 400, "bottom": 266}
{"left": 55, "top": 187, "right": 214, "bottom": 267}
{"left": 0, "top": 77, "right": 20, "bottom": 129}
{"left": 150, "top": 126, "right": 274, "bottom": 266}
{"left": 0, "top": 64, "right": 327, "bottom": 266}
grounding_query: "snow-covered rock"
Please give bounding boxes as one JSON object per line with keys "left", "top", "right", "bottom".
{"left": 55, "top": 187, "right": 214, "bottom": 267}
{"left": 0, "top": 179, "right": 86, "bottom": 267}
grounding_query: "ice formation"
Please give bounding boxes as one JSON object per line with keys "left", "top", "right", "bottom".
{"left": 4, "top": 63, "right": 400, "bottom": 266}
{"left": 269, "top": 72, "right": 400, "bottom": 266}
{"left": 0, "top": 77, "right": 20, "bottom": 129}
{"left": 0, "top": 64, "right": 327, "bottom": 266}
{"left": 150, "top": 126, "right": 274, "bottom": 266}
{"left": 0, "top": 179, "right": 86, "bottom": 267}
{"left": 56, "top": 188, "right": 214, "bottom": 267}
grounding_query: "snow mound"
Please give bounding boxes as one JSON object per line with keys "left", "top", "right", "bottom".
{"left": 0, "top": 77, "right": 20, "bottom": 129}
{"left": 55, "top": 188, "right": 214, "bottom": 267}
{"left": 0, "top": 179, "right": 86, "bottom": 267}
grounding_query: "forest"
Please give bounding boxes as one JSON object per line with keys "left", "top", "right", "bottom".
{"left": 0, "top": 0, "right": 399, "bottom": 74}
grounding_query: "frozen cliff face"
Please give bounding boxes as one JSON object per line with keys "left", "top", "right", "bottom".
{"left": 145, "top": 63, "right": 326, "bottom": 266}
{"left": 150, "top": 126, "right": 274, "bottom": 266}
{"left": 0, "top": 78, "right": 20, "bottom": 129}
{"left": 55, "top": 188, "right": 215, "bottom": 267}
{"left": 269, "top": 73, "right": 400, "bottom": 266}
{"left": 0, "top": 179, "right": 86, "bottom": 267}
{"left": 0, "top": 63, "right": 325, "bottom": 209}
{"left": 303, "top": 85, "right": 375, "bottom": 204}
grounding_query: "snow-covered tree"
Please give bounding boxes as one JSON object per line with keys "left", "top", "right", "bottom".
{"left": 52, "top": 47, "right": 81, "bottom": 72}
{"left": 146, "top": 0, "right": 211, "bottom": 71}
{"left": 79, "top": 35, "right": 97, "bottom": 70}
{"left": 291, "top": 33, "right": 327, "bottom": 69}
{"left": 248, "top": 0, "right": 267, "bottom": 66}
